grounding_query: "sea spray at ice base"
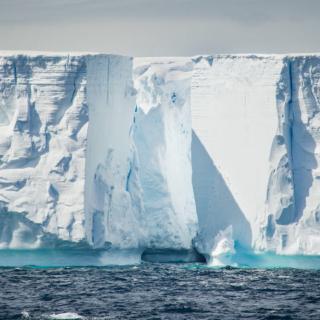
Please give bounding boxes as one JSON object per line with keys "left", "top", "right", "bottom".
{"left": 0, "top": 53, "right": 320, "bottom": 267}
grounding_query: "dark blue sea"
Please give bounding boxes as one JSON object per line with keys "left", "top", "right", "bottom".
{"left": 0, "top": 263, "right": 320, "bottom": 320}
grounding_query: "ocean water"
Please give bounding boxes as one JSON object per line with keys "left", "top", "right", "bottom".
{"left": 1, "top": 263, "right": 320, "bottom": 320}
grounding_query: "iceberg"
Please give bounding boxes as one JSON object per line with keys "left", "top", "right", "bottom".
{"left": 0, "top": 51, "right": 320, "bottom": 265}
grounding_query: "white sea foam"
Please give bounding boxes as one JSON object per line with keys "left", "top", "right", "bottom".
{"left": 48, "top": 313, "right": 84, "bottom": 320}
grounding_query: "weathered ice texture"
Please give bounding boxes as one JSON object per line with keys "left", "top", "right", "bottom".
{"left": 0, "top": 53, "right": 88, "bottom": 248}
{"left": 133, "top": 58, "right": 197, "bottom": 250}
{"left": 85, "top": 55, "right": 142, "bottom": 249}
{"left": 0, "top": 53, "right": 138, "bottom": 249}
{"left": 261, "top": 56, "right": 320, "bottom": 254}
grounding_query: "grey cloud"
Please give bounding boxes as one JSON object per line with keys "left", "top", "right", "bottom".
{"left": 1, "top": 0, "right": 320, "bottom": 24}
{"left": 0, "top": 0, "right": 319, "bottom": 55}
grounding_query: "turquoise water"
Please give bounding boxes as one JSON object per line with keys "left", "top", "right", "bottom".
{"left": 0, "top": 249, "right": 141, "bottom": 267}
{"left": 0, "top": 249, "right": 320, "bottom": 269}
{"left": 1, "top": 250, "right": 320, "bottom": 319}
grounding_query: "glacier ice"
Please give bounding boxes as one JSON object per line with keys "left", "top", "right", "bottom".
{"left": 1, "top": 52, "right": 320, "bottom": 265}
{"left": 0, "top": 53, "right": 89, "bottom": 248}
{"left": 191, "top": 55, "right": 286, "bottom": 258}
{"left": 0, "top": 53, "right": 141, "bottom": 251}
{"left": 261, "top": 55, "right": 320, "bottom": 255}
{"left": 85, "top": 55, "right": 142, "bottom": 250}
{"left": 133, "top": 58, "right": 197, "bottom": 250}
{"left": 190, "top": 54, "right": 320, "bottom": 259}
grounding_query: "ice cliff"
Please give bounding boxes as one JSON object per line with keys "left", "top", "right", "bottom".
{"left": 133, "top": 58, "right": 197, "bottom": 251}
{"left": 189, "top": 54, "right": 320, "bottom": 259}
{"left": 0, "top": 53, "right": 140, "bottom": 250}
{"left": 0, "top": 53, "right": 89, "bottom": 248}
{"left": 1, "top": 52, "right": 320, "bottom": 263}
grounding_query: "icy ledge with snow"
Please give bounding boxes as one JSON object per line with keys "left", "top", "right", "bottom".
{"left": 1, "top": 52, "right": 320, "bottom": 266}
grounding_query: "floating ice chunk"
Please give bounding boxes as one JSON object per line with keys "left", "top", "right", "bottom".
{"left": 21, "top": 311, "right": 30, "bottom": 319}
{"left": 48, "top": 313, "right": 84, "bottom": 320}
{"left": 208, "top": 226, "right": 235, "bottom": 267}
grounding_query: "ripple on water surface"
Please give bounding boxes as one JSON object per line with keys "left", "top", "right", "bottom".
{"left": 0, "top": 264, "right": 320, "bottom": 319}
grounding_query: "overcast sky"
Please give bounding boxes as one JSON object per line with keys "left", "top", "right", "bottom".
{"left": 0, "top": 0, "right": 319, "bottom": 56}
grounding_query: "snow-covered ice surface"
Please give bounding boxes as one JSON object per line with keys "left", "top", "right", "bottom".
{"left": 1, "top": 52, "right": 320, "bottom": 265}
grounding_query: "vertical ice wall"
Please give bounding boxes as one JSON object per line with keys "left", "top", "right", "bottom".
{"left": 191, "top": 54, "right": 320, "bottom": 257}
{"left": 258, "top": 58, "right": 296, "bottom": 252}
{"left": 0, "top": 53, "right": 138, "bottom": 249}
{"left": 289, "top": 56, "right": 320, "bottom": 254}
{"left": 191, "top": 55, "right": 286, "bottom": 258}
{"left": 0, "top": 53, "right": 89, "bottom": 248}
{"left": 85, "top": 55, "right": 143, "bottom": 249}
{"left": 262, "top": 56, "right": 320, "bottom": 254}
{"left": 133, "top": 58, "right": 198, "bottom": 250}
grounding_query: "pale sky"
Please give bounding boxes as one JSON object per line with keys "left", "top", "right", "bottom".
{"left": 0, "top": 0, "right": 319, "bottom": 56}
